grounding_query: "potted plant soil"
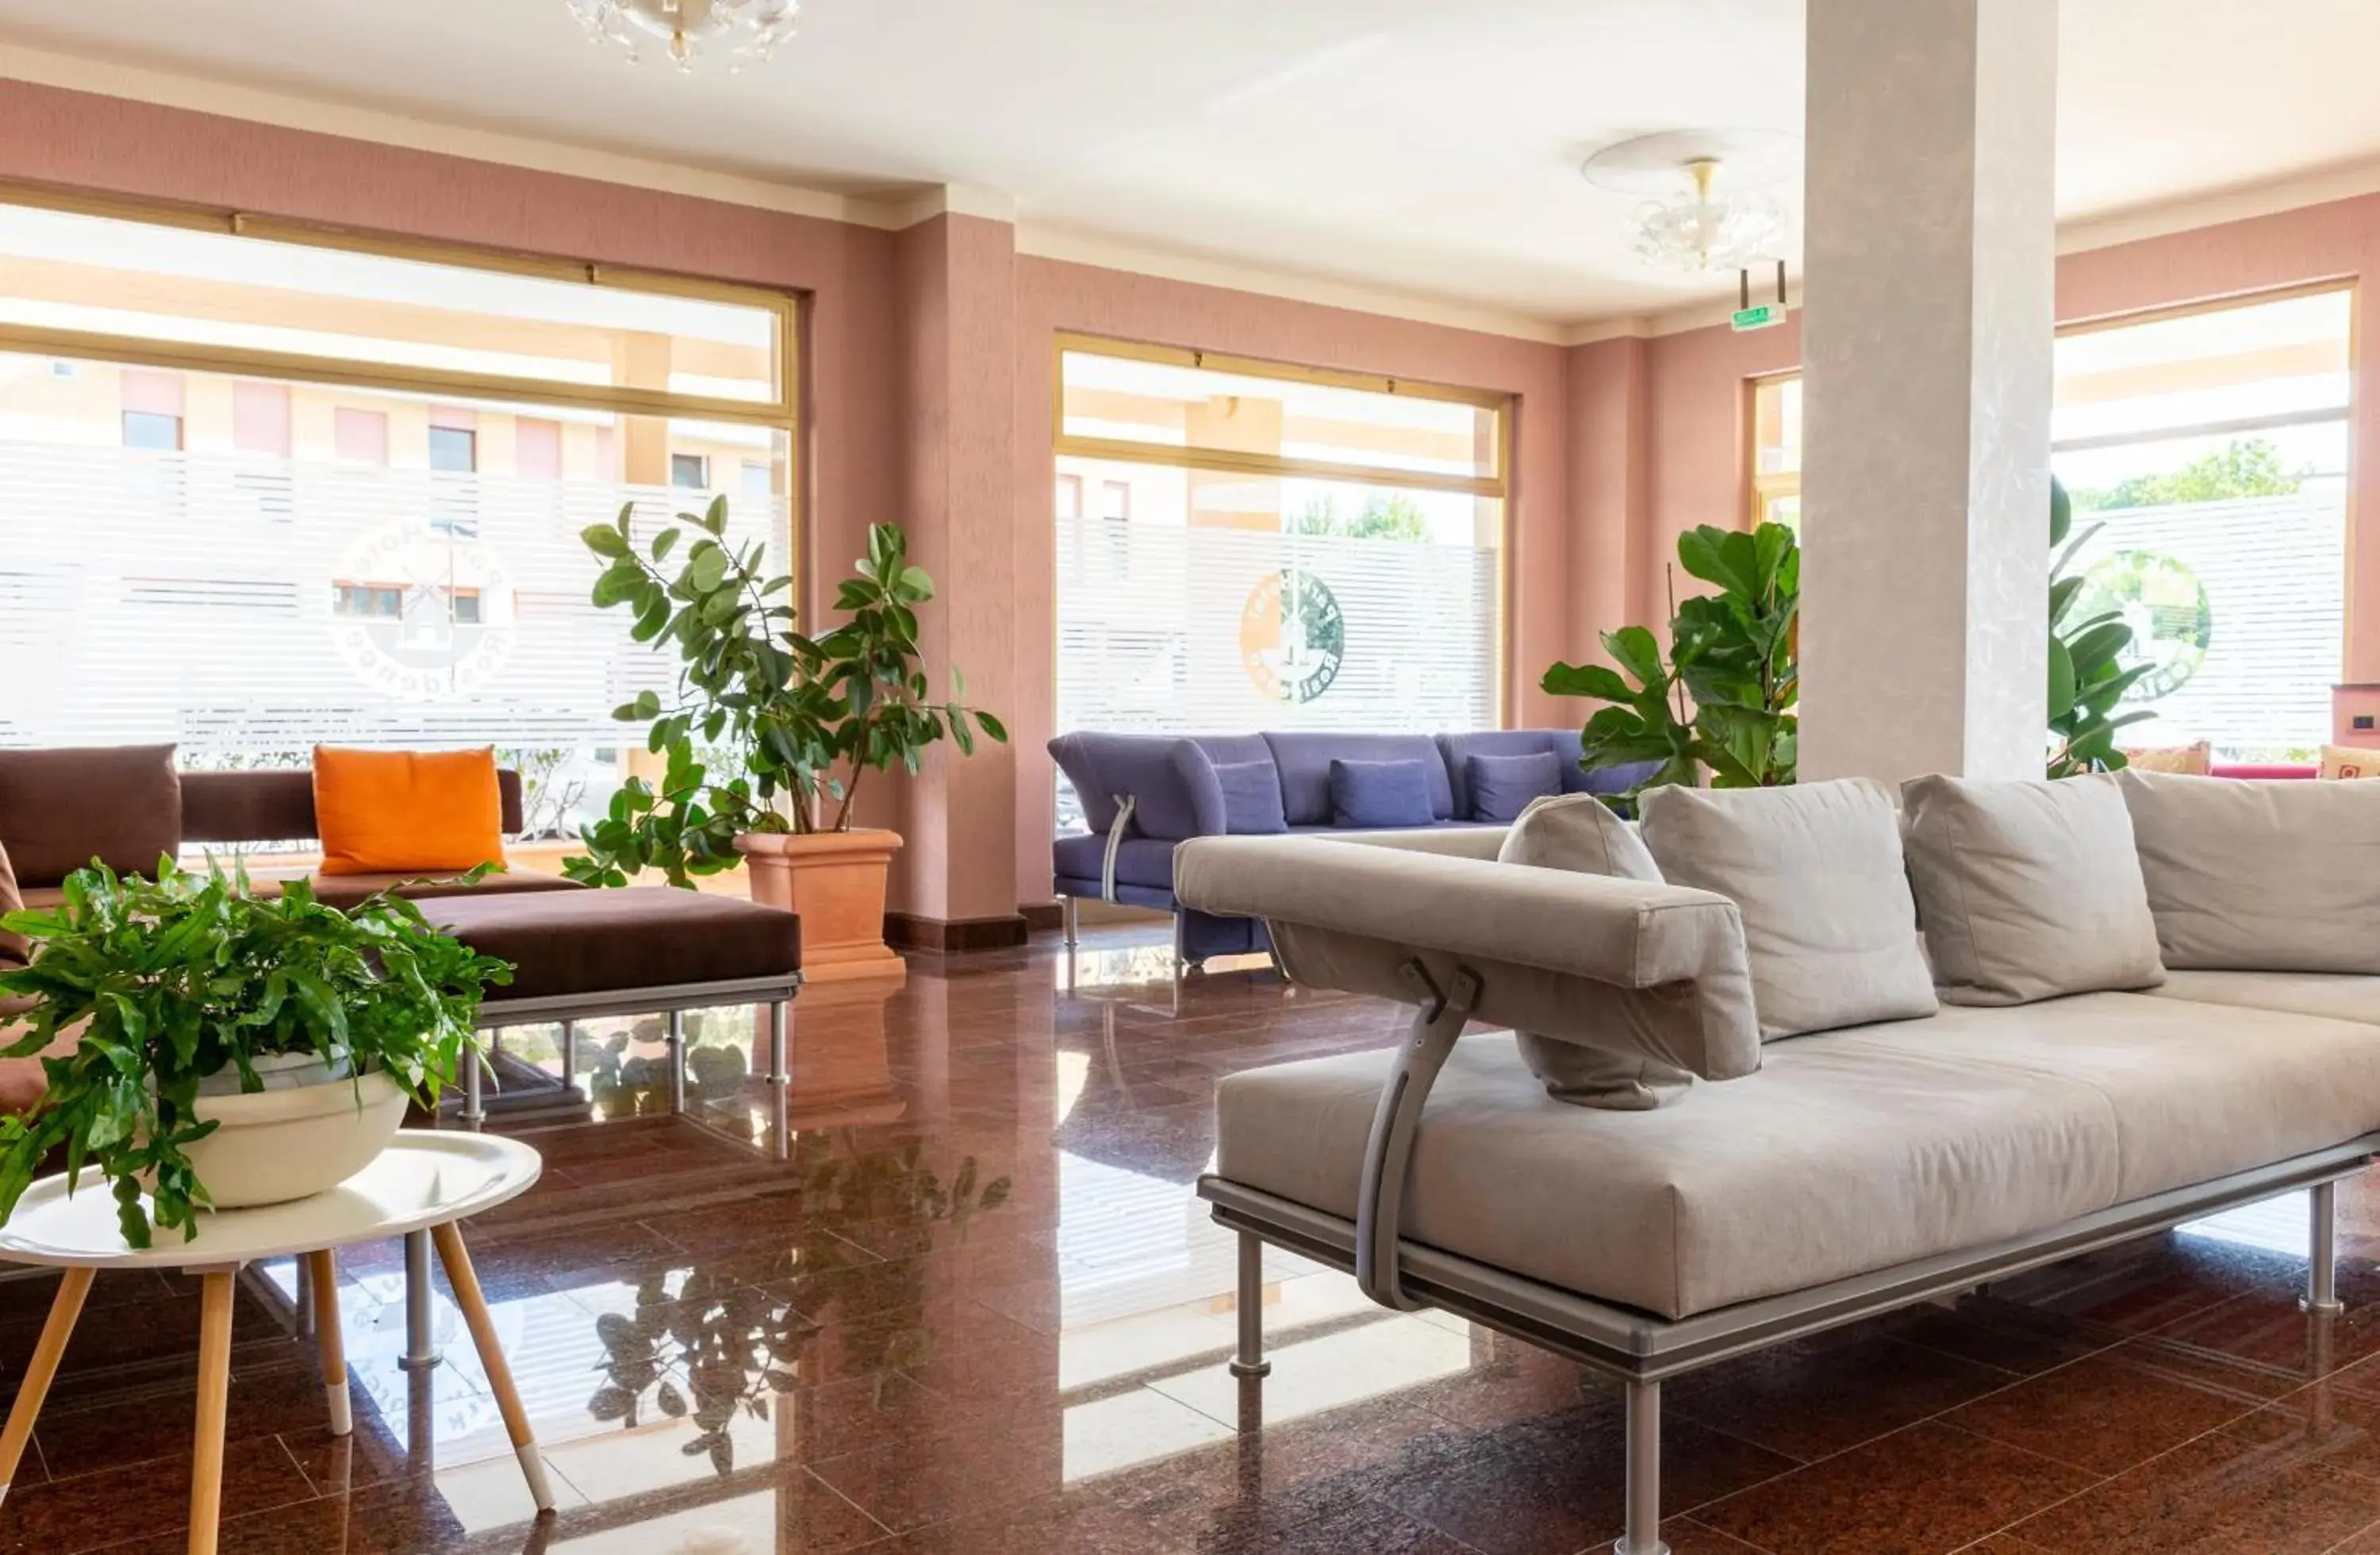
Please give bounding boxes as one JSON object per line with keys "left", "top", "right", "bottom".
{"left": 0, "top": 862, "right": 509, "bottom": 1248}
{"left": 567, "top": 503, "right": 1004, "bottom": 980}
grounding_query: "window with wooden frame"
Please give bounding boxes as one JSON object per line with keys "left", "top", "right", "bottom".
{"left": 0, "top": 185, "right": 800, "bottom": 844}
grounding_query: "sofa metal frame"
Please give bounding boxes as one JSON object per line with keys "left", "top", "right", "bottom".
{"left": 1203, "top": 958, "right": 2375, "bottom": 1555}
{"left": 382, "top": 973, "right": 803, "bottom": 1376}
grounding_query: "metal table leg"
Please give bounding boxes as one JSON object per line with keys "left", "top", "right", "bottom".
{"left": 401, "top": 1229, "right": 440, "bottom": 1371}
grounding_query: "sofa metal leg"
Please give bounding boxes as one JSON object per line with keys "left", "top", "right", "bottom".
{"left": 400, "top": 1229, "right": 440, "bottom": 1372}
{"left": 462, "top": 1044, "right": 486, "bottom": 1132}
{"left": 1062, "top": 895, "right": 1079, "bottom": 950}
{"left": 559, "top": 1019, "right": 578, "bottom": 1092}
{"left": 1618, "top": 1377, "right": 1668, "bottom": 1555}
{"left": 1229, "top": 1231, "right": 1270, "bottom": 1379}
{"left": 768, "top": 1000, "right": 792, "bottom": 1163}
{"left": 2307, "top": 1181, "right": 2345, "bottom": 1315}
{"left": 666, "top": 1009, "right": 687, "bottom": 1115}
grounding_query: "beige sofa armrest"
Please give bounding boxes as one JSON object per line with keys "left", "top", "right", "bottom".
{"left": 1176, "top": 835, "right": 1760, "bottom": 1082}
{"left": 1322, "top": 827, "right": 1507, "bottom": 862}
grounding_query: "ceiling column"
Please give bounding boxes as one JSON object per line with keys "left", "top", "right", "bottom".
{"left": 1797, "top": 0, "right": 2056, "bottom": 781}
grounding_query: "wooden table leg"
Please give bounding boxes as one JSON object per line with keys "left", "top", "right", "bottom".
{"left": 0, "top": 1267, "right": 93, "bottom": 1505}
{"left": 305, "top": 1250, "right": 351, "bottom": 1437}
{"left": 190, "top": 1271, "right": 235, "bottom": 1555}
{"left": 430, "top": 1221, "right": 555, "bottom": 1515}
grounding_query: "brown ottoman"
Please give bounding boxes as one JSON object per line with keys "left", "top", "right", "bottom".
{"left": 427, "top": 887, "right": 801, "bottom": 1002}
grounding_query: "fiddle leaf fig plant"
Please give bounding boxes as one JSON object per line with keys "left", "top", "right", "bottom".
{"left": 0, "top": 861, "right": 509, "bottom": 1248}
{"left": 2047, "top": 475, "right": 2152, "bottom": 777}
{"left": 564, "top": 503, "right": 1007, "bottom": 888}
{"left": 1544, "top": 521, "right": 1799, "bottom": 803}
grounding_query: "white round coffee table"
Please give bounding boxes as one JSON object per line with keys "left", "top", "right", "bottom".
{"left": 0, "top": 1131, "right": 550, "bottom": 1555}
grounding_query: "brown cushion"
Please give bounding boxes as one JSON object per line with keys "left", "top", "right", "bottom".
{"left": 428, "top": 888, "right": 801, "bottom": 1002}
{"left": 237, "top": 866, "right": 585, "bottom": 912}
{"left": 0, "top": 745, "right": 182, "bottom": 886}
{"left": 0, "top": 839, "right": 25, "bottom": 968}
{"left": 181, "top": 767, "right": 528, "bottom": 844}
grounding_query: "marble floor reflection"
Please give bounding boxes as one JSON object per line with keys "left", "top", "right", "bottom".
{"left": 7, "top": 927, "right": 2380, "bottom": 1553}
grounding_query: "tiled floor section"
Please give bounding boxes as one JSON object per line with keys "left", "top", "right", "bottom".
{"left": 6, "top": 931, "right": 2380, "bottom": 1553}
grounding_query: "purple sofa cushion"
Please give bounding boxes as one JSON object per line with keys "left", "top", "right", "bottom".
{"left": 1467, "top": 752, "right": 1564, "bottom": 824}
{"left": 1330, "top": 758, "right": 1438, "bottom": 828}
{"left": 1214, "top": 761, "right": 1288, "bottom": 835}
{"left": 1046, "top": 733, "right": 1226, "bottom": 840}
{"left": 1264, "top": 732, "right": 1452, "bottom": 825}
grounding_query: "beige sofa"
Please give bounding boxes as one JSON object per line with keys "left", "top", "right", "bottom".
{"left": 1178, "top": 771, "right": 2380, "bottom": 1555}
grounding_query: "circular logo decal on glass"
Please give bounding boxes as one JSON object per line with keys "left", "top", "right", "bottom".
{"left": 1240, "top": 569, "right": 1345, "bottom": 705}
{"left": 2073, "top": 549, "right": 2213, "bottom": 703}
{"left": 330, "top": 520, "right": 518, "bottom": 702}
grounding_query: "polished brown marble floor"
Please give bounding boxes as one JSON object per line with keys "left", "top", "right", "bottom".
{"left": 6, "top": 930, "right": 2380, "bottom": 1553}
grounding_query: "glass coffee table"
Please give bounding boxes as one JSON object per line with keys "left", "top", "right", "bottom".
{"left": 0, "top": 1131, "right": 551, "bottom": 1555}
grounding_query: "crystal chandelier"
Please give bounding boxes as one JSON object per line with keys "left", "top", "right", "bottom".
{"left": 1581, "top": 131, "right": 1799, "bottom": 275}
{"left": 1627, "top": 159, "right": 1787, "bottom": 274}
{"left": 569, "top": 0, "right": 800, "bottom": 70}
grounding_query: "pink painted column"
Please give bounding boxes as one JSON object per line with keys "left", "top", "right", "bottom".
{"left": 1564, "top": 336, "right": 1651, "bottom": 662}
{"left": 887, "top": 213, "right": 1023, "bottom": 939}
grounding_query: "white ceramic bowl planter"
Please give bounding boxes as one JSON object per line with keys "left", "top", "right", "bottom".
{"left": 178, "top": 1053, "right": 410, "bottom": 1210}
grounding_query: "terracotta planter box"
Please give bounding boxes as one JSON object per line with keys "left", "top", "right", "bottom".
{"left": 737, "top": 828, "right": 905, "bottom": 983}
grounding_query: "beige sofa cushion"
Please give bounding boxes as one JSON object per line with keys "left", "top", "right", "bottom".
{"left": 1215, "top": 1027, "right": 2117, "bottom": 1319}
{"left": 2146, "top": 969, "right": 2380, "bottom": 1027}
{"left": 1496, "top": 793, "right": 1660, "bottom": 879}
{"left": 1212, "top": 991, "right": 2380, "bottom": 1319}
{"left": 1829, "top": 993, "right": 2380, "bottom": 1203}
{"left": 1639, "top": 778, "right": 1937, "bottom": 1039}
{"left": 2118, "top": 770, "right": 2380, "bottom": 973}
{"left": 1493, "top": 794, "right": 1679, "bottom": 1108}
{"left": 1902, "top": 774, "right": 2165, "bottom": 1006}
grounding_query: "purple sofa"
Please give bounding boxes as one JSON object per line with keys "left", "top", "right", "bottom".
{"left": 1048, "top": 729, "right": 1655, "bottom": 966}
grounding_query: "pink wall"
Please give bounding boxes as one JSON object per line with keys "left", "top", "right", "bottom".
{"left": 1009, "top": 257, "right": 1573, "bottom": 904}
{"left": 1617, "top": 191, "right": 2380, "bottom": 690}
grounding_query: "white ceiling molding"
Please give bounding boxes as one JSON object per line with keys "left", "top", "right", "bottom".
{"left": 0, "top": 39, "right": 911, "bottom": 228}
{"left": 896, "top": 183, "right": 1018, "bottom": 228}
{"left": 2055, "top": 152, "right": 2380, "bottom": 256}
{"left": 1012, "top": 223, "right": 1569, "bottom": 345}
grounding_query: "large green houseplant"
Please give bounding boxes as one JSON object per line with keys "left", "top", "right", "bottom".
{"left": 2046, "top": 476, "right": 2150, "bottom": 777}
{"left": 566, "top": 502, "right": 1004, "bottom": 978}
{"left": 1544, "top": 521, "right": 1800, "bottom": 803}
{"left": 0, "top": 862, "right": 509, "bottom": 1246}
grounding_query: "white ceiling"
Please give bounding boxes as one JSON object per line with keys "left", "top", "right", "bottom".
{"left": 2, "top": 0, "right": 2378, "bottom": 328}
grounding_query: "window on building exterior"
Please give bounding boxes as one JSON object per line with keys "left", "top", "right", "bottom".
{"left": 671, "top": 452, "right": 709, "bottom": 490}
{"left": 1741, "top": 285, "right": 2350, "bottom": 762}
{"left": 427, "top": 424, "right": 477, "bottom": 474}
{"left": 1054, "top": 339, "right": 1510, "bottom": 788}
{"left": 0, "top": 194, "right": 797, "bottom": 842}
{"left": 741, "top": 459, "right": 771, "bottom": 505}
{"left": 333, "top": 408, "right": 390, "bottom": 465}
{"left": 121, "top": 409, "right": 182, "bottom": 451}
{"left": 332, "top": 583, "right": 404, "bottom": 620}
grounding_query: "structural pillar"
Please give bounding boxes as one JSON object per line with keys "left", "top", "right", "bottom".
{"left": 1798, "top": 0, "right": 2056, "bottom": 782}
{"left": 886, "top": 194, "right": 1024, "bottom": 945}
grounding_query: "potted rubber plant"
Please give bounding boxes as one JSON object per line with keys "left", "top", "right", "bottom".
{"left": 566, "top": 501, "right": 1005, "bottom": 978}
{"left": 0, "top": 861, "right": 509, "bottom": 1248}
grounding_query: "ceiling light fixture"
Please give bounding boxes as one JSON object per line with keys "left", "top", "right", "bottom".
{"left": 568, "top": 0, "right": 800, "bottom": 71}
{"left": 1582, "top": 129, "right": 1799, "bottom": 275}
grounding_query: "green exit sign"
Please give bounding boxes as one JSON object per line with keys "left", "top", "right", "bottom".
{"left": 1731, "top": 303, "right": 1787, "bottom": 332}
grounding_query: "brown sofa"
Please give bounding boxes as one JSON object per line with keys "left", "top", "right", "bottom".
{"left": 0, "top": 747, "right": 803, "bottom": 1113}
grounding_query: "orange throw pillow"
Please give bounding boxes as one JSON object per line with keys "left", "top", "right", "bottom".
{"left": 313, "top": 747, "right": 506, "bottom": 877}
{"left": 2321, "top": 744, "right": 2380, "bottom": 781}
